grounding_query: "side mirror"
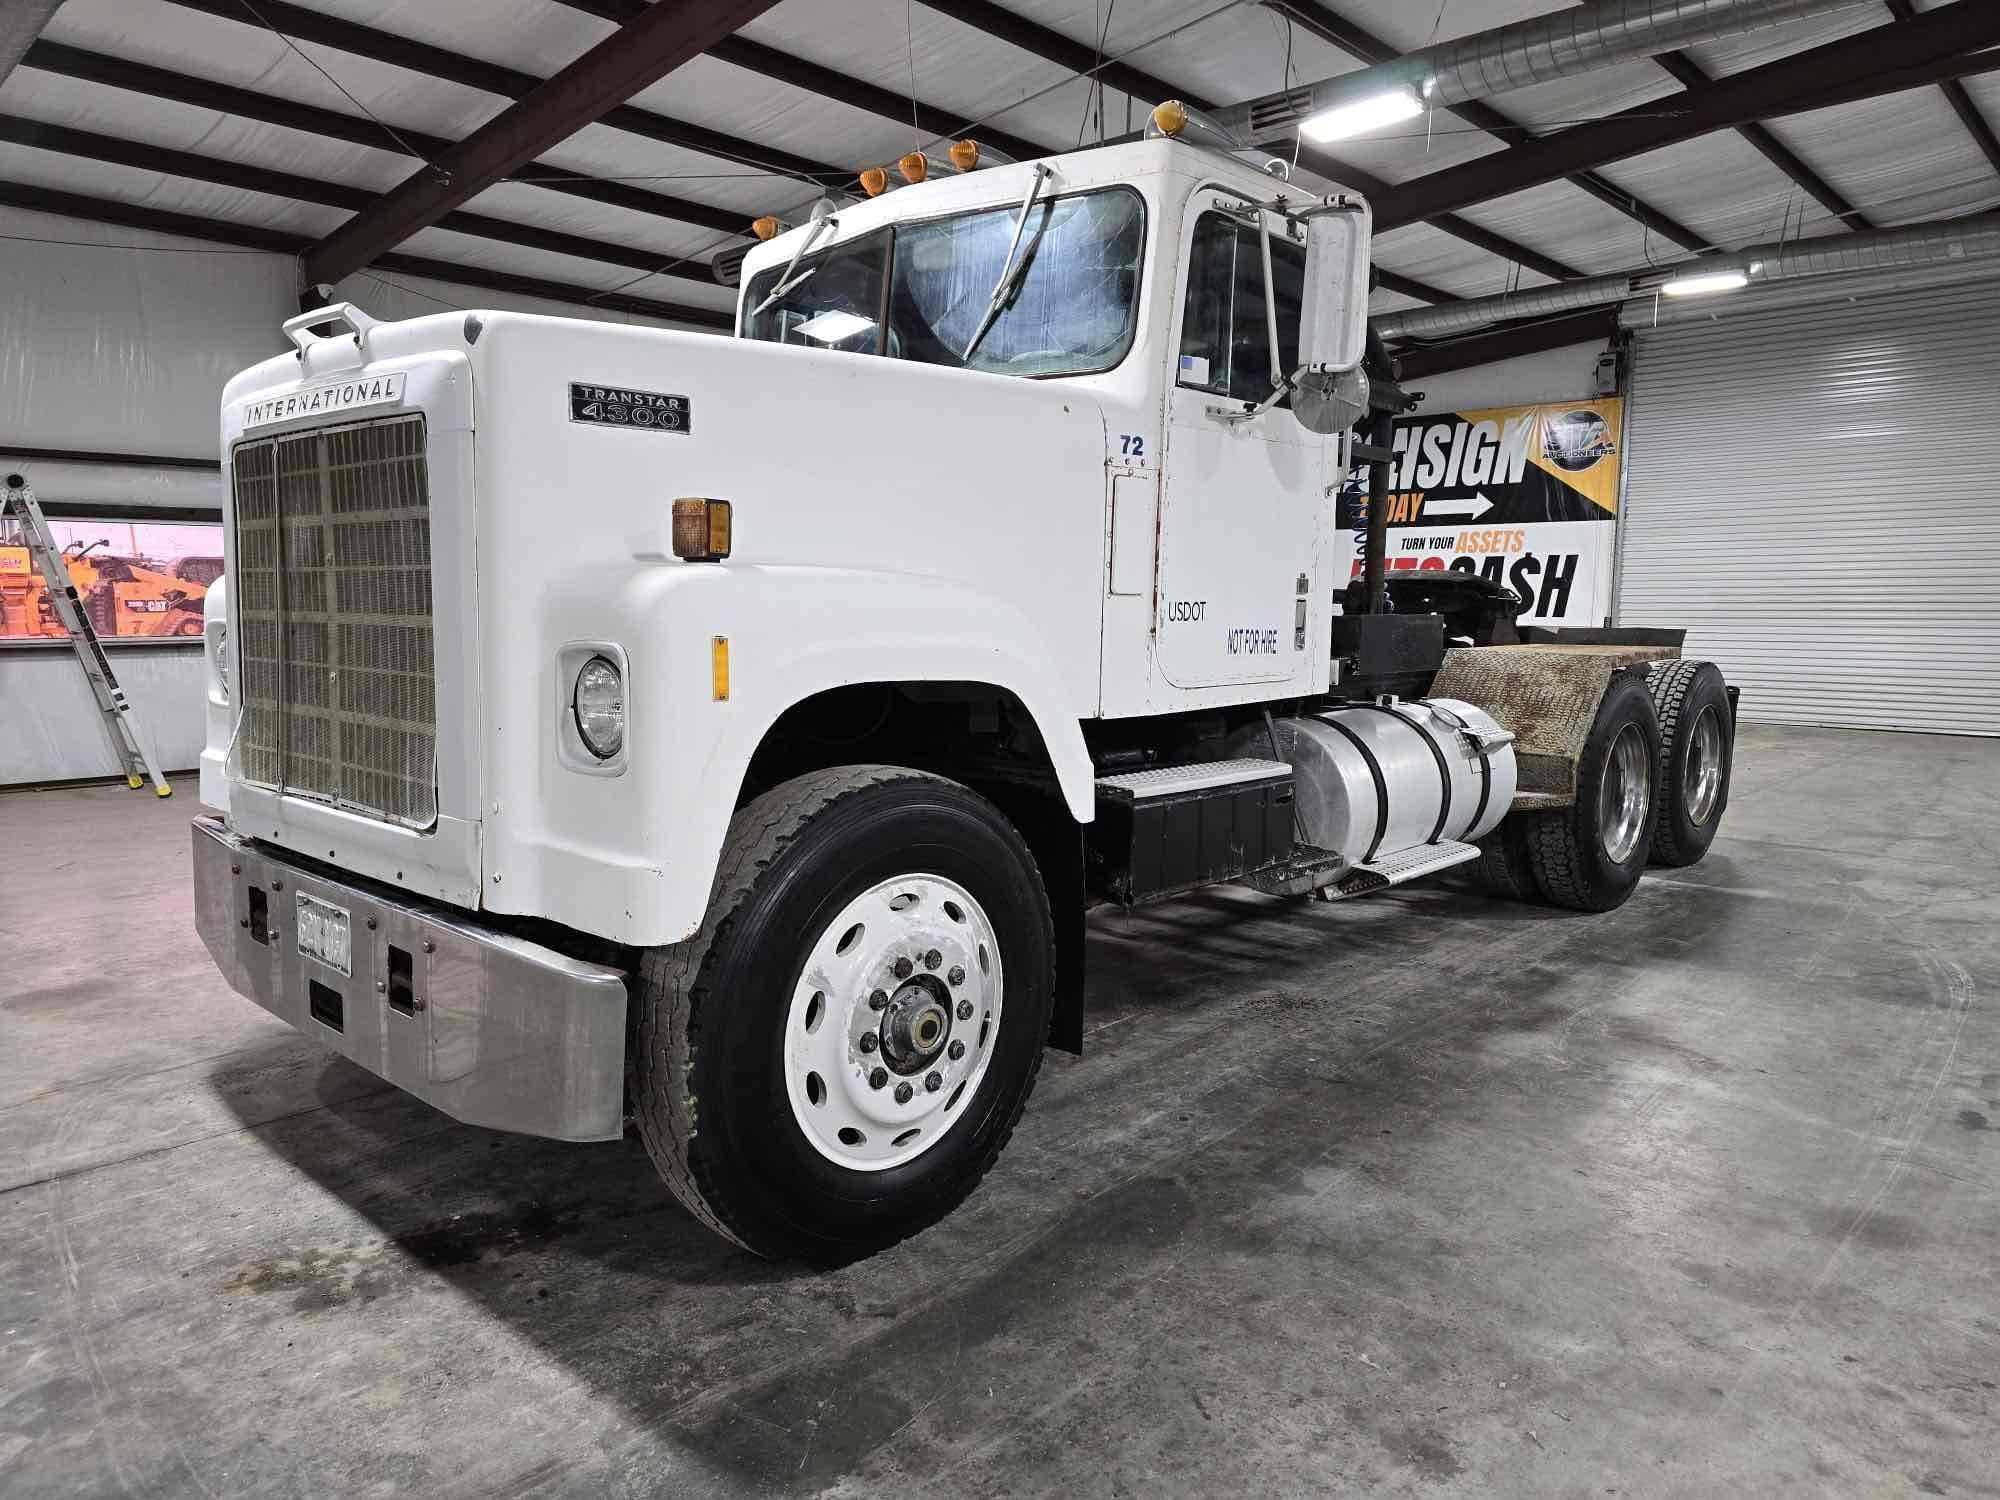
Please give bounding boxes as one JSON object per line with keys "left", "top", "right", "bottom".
{"left": 1292, "top": 198, "right": 1372, "bottom": 435}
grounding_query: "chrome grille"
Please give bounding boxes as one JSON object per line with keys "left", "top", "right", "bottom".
{"left": 230, "top": 414, "right": 437, "bottom": 828}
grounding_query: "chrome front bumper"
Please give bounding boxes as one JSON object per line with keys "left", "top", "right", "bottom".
{"left": 191, "top": 817, "right": 628, "bottom": 1142}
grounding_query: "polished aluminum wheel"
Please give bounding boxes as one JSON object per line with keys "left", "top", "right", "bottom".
{"left": 783, "top": 873, "right": 1003, "bottom": 1172}
{"left": 1683, "top": 704, "right": 1724, "bottom": 827}
{"left": 1599, "top": 722, "right": 1651, "bottom": 864}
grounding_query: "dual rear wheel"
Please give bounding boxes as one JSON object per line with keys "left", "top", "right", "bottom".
{"left": 1476, "top": 660, "right": 1733, "bottom": 911}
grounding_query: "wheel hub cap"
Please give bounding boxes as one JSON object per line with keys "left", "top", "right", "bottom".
{"left": 880, "top": 980, "right": 951, "bottom": 1069}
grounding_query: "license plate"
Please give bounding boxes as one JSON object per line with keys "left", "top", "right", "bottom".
{"left": 296, "top": 893, "right": 352, "bottom": 977}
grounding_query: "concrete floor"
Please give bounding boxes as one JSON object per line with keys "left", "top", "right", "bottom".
{"left": 3, "top": 724, "right": 1998, "bottom": 1498}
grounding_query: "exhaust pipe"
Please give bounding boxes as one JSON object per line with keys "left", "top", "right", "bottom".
{"left": 1221, "top": 0, "right": 1877, "bottom": 144}
{"left": 1375, "top": 213, "right": 2000, "bottom": 342}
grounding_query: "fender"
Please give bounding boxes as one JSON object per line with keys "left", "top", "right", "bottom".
{"left": 482, "top": 562, "right": 1095, "bottom": 947}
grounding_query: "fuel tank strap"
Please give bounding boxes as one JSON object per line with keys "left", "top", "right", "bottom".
{"left": 1360, "top": 703, "right": 1453, "bottom": 845}
{"left": 1317, "top": 716, "right": 1389, "bottom": 863}
{"left": 1429, "top": 700, "right": 1495, "bottom": 835}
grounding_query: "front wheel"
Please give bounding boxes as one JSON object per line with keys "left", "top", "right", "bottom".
{"left": 632, "top": 766, "right": 1055, "bottom": 1263}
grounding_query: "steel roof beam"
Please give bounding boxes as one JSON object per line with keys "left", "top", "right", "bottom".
{"left": 1885, "top": 0, "right": 2000, "bottom": 182}
{"left": 1267, "top": 2, "right": 1710, "bottom": 254}
{"left": 0, "top": 113, "right": 731, "bottom": 293}
{"left": 553, "top": 0, "right": 1046, "bottom": 163}
{"left": 1650, "top": 50, "right": 1870, "bottom": 231}
{"left": 1373, "top": 4, "right": 2000, "bottom": 232}
{"left": 159, "top": 0, "right": 844, "bottom": 187}
{"left": 20, "top": 40, "right": 758, "bottom": 239}
{"left": 301, "top": 0, "right": 783, "bottom": 286}
{"left": 0, "top": 179, "right": 732, "bottom": 328}
{"left": 923, "top": 0, "right": 1580, "bottom": 291}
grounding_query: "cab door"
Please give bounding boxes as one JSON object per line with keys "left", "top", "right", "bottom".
{"left": 1154, "top": 191, "right": 1326, "bottom": 690}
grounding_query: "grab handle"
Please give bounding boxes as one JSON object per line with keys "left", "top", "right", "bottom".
{"left": 282, "top": 302, "right": 382, "bottom": 354}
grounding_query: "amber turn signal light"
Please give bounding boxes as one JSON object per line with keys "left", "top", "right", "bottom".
{"left": 672, "top": 498, "right": 732, "bottom": 562}
{"left": 858, "top": 165, "right": 889, "bottom": 196}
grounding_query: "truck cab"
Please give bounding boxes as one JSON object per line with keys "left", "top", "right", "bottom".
{"left": 191, "top": 120, "right": 1732, "bottom": 1264}
{"left": 733, "top": 135, "right": 1356, "bottom": 718}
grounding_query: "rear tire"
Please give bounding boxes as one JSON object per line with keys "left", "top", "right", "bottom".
{"left": 1518, "top": 672, "right": 1661, "bottom": 912}
{"left": 631, "top": 765, "right": 1055, "bottom": 1264}
{"left": 1469, "top": 817, "right": 1539, "bottom": 901}
{"left": 1644, "top": 659, "right": 1733, "bottom": 867}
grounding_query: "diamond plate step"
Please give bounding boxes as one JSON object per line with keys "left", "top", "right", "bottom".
{"left": 1327, "top": 839, "right": 1480, "bottom": 900}
{"left": 1094, "top": 758, "right": 1290, "bottom": 801}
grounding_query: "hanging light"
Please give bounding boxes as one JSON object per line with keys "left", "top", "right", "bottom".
{"left": 1661, "top": 270, "right": 1749, "bottom": 297}
{"left": 1299, "top": 86, "right": 1423, "bottom": 144}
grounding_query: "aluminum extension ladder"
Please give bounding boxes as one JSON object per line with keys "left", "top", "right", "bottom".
{"left": 2, "top": 472, "right": 171, "bottom": 797}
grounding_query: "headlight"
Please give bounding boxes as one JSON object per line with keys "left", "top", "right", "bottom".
{"left": 571, "top": 655, "right": 625, "bottom": 760}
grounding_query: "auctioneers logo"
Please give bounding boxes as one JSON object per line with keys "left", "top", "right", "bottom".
{"left": 242, "top": 372, "right": 407, "bottom": 428}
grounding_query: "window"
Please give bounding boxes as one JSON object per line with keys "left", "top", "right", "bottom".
{"left": 740, "top": 188, "right": 1145, "bottom": 379}
{"left": 1176, "top": 209, "right": 1305, "bottom": 404}
{"left": 741, "top": 231, "right": 890, "bottom": 355}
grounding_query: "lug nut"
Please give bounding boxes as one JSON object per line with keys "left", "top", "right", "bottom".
{"left": 894, "top": 1082, "right": 913, "bottom": 1104}
{"left": 893, "top": 956, "right": 914, "bottom": 979}
{"left": 947, "top": 965, "right": 965, "bottom": 986}
{"left": 869, "top": 989, "right": 888, "bottom": 1010}
{"left": 924, "top": 948, "right": 941, "bottom": 971}
{"left": 925, "top": 1071, "right": 942, "bottom": 1092}
{"left": 957, "top": 1000, "right": 973, "bottom": 1021}
{"left": 948, "top": 1040, "right": 965, "bottom": 1061}
{"left": 870, "top": 1068, "right": 888, "bottom": 1090}
{"left": 858, "top": 1033, "right": 878, "bottom": 1054}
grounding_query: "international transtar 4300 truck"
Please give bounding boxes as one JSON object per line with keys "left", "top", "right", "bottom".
{"left": 192, "top": 109, "right": 1735, "bottom": 1262}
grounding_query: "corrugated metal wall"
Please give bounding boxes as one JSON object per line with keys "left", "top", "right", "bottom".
{"left": 1617, "top": 280, "right": 2000, "bottom": 736}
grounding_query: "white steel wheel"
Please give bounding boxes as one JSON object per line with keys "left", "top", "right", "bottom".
{"left": 783, "top": 872, "right": 1003, "bottom": 1172}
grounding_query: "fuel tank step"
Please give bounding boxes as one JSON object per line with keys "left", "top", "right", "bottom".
{"left": 1326, "top": 838, "right": 1480, "bottom": 900}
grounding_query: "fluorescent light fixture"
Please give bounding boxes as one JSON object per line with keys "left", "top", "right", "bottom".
{"left": 1660, "top": 270, "right": 1749, "bottom": 298}
{"left": 1299, "top": 87, "right": 1423, "bottom": 143}
{"left": 793, "top": 309, "right": 876, "bottom": 344}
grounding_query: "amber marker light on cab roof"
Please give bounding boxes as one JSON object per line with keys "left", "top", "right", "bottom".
{"left": 1150, "top": 100, "right": 1189, "bottom": 137}
{"left": 898, "top": 151, "right": 928, "bottom": 184}
{"left": 672, "top": 498, "right": 732, "bottom": 562}
{"left": 750, "top": 215, "right": 781, "bottom": 241}
{"left": 859, "top": 166, "right": 889, "bottom": 196}
{"left": 948, "top": 138, "right": 980, "bottom": 172}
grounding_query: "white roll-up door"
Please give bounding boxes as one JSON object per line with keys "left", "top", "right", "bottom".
{"left": 1617, "top": 280, "right": 2000, "bottom": 735}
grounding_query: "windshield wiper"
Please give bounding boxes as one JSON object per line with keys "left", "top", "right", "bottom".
{"left": 751, "top": 213, "right": 836, "bottom": 317}
{"left": 961, "top": 164, "right": 1053, "bottom": 362}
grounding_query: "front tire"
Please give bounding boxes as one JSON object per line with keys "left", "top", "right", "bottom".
{"left": 632, "top": 766, "right": 1055, "bottom": 1263}
{"left": 1518, "top": 672, "right": 1662, "bottom": 912}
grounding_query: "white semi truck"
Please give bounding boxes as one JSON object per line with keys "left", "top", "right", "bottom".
{"left": 192, "top": 110, "right": 1735, "bottom": 1262}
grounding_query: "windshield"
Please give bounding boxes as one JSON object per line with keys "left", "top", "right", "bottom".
{"left": 740, "top": 187, "right": 1144, "bottom": 378}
